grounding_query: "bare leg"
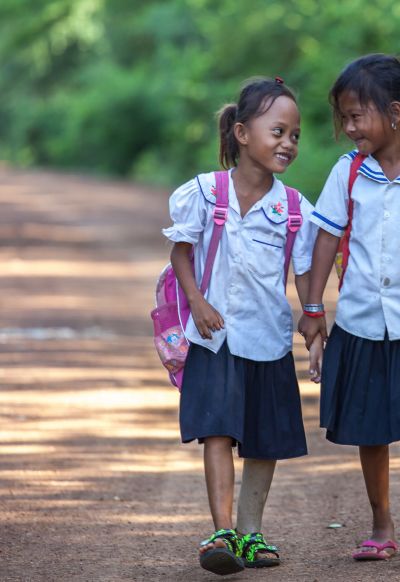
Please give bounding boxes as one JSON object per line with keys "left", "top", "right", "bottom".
{"left": 357, "top": 445, "right": 396, "bottom": 556}
{"left": 199, "top": 436, "right": 235, "bottom": 555}
{"left": 237, "top": 458, "right": 276, "bottom": 533}
{"left": 236, "top": 458, "right": 277, "bottom": 559}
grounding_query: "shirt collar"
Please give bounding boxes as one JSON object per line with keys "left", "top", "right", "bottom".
{"left": 344, "top": 150, "right": 400, "bottom": 184}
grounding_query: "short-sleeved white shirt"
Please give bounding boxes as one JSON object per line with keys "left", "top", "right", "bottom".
{"left": 310, "top": 150, "right": 400, "bottom": 341}
{"left": 163, "top": 169, "right": 317, "bottom": 361}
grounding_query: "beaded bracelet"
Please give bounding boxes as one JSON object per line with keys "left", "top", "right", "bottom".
{"left": 303, "top": 310, "right": 325, "bottom": 318}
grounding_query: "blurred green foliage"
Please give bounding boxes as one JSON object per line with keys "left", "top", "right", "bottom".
{"left": 0, "top": 0, "right": 400, "bottom": 199}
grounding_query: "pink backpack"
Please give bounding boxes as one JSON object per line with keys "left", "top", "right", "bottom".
{"left": 151, "top": 171, "right": 302, "bottom": 390}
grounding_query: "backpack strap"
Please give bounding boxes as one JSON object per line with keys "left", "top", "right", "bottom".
{"left": 199, "top": 171, "right": 229, "bottom": 294}
{"left": 338, "top": 152, "right": 366, "bottom": 290}
{"left": 284, "top": 186, "right": 302, "bottom": 289}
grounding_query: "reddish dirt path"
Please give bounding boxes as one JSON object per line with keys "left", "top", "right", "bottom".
{"left": 0, "top": 168, "right": 399, "bottom": 581}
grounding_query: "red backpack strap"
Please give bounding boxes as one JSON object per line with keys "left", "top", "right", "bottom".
{"left": 199, "top": 171, "right": 229, "bottom": 294}
{"left": 284, "top": 186, "right": 302, "bottom": 290}
{"left": 338, "top": 153, "right": 366, "bottom": 290}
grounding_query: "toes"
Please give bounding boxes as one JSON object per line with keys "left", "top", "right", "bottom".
{"left": 199, "top": 539, "right": 227, "bottom": 554}
{"left": 213, "top": 539, "right": 228, "bottom": 549}
{"left": 199, "top": 543, "right": 213, "bottom": 555}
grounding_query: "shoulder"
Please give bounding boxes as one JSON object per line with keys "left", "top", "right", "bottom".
{"left": 275, "top": 178, "right": 312, "bottom": 211}
{"left": 196, "top": 171, "right": 225, "bottom": 204}
{"left": 334, "top": 150, "right": 355, "bottom": 177}
{"left": 341, "top": 149, "right": 358, "bottom": 163}
{"left": 315, "top": 151, "right": 353, "bottom": 193}
{"left": 332, "top": 150, "right": 354, "bottom": 174}
{"left": 170, "top": 172, "right": 216, "bottom": 206}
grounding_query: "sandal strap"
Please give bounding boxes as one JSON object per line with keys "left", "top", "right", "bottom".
{"left": 240, "top": 532, "right": 279, "bottom": 562}
{"left": 200, "top": 528, "right": 241, "bottom": 556}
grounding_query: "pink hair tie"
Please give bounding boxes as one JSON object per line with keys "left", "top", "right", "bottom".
{"left": 275, "top": 76, "right": 284, "bottom": 84}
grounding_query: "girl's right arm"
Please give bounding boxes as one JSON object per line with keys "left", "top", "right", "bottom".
{"left": 170, "top": 242, "right": 224, "bottom": 340}
{"left": 298, "top": 228, "right": 340, "bottom": 348}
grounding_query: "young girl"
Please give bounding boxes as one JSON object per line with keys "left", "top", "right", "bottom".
{"left": 299, "top": 53, "right": 400, "bottom": 561}
{"left": 163, "top": 77, "right": 319, "bottom": 575}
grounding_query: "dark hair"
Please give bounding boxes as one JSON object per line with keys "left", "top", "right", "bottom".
{"left": 330, "top": 53, "right": 400, "bottom": 135}
{"left": 218, "top": 77, "right": 297, "bottom": 169}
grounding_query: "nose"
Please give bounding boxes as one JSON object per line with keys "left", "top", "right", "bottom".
{"left": 282, "top": 135, "right": 295, "bottom": 150}
{"left": 343, "top": 119, "right": 356, "bottom": 135}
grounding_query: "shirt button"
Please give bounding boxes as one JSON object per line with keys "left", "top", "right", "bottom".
{"left": 384, "top": 211, "right": 390, "bottom": 219}
{"left": 382, "top": 277, "right": 391, "bottom": 286}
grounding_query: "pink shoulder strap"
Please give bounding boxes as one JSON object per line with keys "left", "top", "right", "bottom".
{"left": 284, "top": 186, "right": 302, "bottom": 289}
{"left": 199, "top": 171, "right": 229, "bottom": 294}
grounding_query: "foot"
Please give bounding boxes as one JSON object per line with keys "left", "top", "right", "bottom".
{"left": 254, "top": 548, "right": 280, "bottom": 561}
{"left": 199, "top": 529, "right": 244, "bottom": 575}
{"left": 199, "top": 536, "right": 228, "bottom": 556}
{"left": 353, "top": 525, "right": 398, "bottom": 560}
{"left": 353, "top": 539, "right": 398, "bottom": 560}
{"left": 239, "top": 532, "right": 280, "bottom": 568}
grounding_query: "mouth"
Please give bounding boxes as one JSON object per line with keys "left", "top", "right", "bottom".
{"left": 354, "top": 138, "right": 366, "bottom": 148}
{"left": 275, "top": 152, "right": 292, "bottom": 165}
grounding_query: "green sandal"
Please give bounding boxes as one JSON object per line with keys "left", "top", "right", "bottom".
{"left": 199, "top": 528, "right": 244, "bottom": 575}
{"left": 240, "top": 532, "right": 280, "bottom": 568}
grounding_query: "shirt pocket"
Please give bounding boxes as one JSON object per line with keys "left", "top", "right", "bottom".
{"left": 246, "top": 233, "right": 284, "bottom": 277}
{"left": 264, "top": 200, "right": 288, "bottom": 225}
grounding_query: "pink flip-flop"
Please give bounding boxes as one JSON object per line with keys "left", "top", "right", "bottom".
{"left": 352, "top": 539, "right": 398, "bottom": 561}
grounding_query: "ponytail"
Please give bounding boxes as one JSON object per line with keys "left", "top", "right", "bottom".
{"left": 218, "top": 103, "right": 238, "bottom": 169}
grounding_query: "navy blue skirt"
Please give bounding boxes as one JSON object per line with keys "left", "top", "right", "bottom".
{"left": 179, "top": 340, "right": 307, "bottom": 460}
{"left": 321, "top": 323, "right": 400, "bottom": 446}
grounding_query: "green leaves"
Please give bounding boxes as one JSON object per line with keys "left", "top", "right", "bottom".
{"left": 0, "top": 0, "right": 399, "bottom": 198}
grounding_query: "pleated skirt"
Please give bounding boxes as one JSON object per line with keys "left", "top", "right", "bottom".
{"left": 179, "top": 340, "right": 307, "bottom": 460}
{"left": 321, "top": 323, "right": 400, "bottom": 446}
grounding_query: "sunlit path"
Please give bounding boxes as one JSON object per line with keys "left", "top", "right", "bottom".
{"left": 0, "top": 169, "right": 399, "bottom": 581}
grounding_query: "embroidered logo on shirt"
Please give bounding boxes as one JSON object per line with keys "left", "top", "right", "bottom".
{"left": 271, "top": 201, "right": 284, "bottom": 215}
{"left": 210, "top": 185, "right": 217, "bottom": 196}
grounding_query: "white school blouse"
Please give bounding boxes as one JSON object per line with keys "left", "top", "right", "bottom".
{"left": 310, "top": 151, "right": 400, "bottom": 341}
{"left": 163, "top": 169, "right": 317, "bottom": 361}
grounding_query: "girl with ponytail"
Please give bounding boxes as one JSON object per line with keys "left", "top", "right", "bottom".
{"left": 162, "top": 76, "right": 320, "bottom": 575}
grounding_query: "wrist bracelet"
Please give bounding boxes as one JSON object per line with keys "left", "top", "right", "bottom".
{"left": 303, "top": 303, "right": 324, "bottom": 313}
{"left": 303, "top": 310, "right": 325, "bottom": 318}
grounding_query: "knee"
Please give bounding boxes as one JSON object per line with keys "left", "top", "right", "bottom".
{"left": 204, "top": 436, "right": 233, "bottom": 452}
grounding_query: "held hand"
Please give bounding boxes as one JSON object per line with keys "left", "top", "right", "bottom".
{"left": 309, "top": 333, "right": 323, "bottom": 383}
{"left": 298, "top": 314, "right": 327, "bottom": 350}
{"left": 190, "top": 295, "right": 224, "bottom": 340}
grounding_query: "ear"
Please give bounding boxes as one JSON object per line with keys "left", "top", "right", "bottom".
{"left": 233, "top": 122, "right": 248, "bottom": 146}
{"left": 389, "top": 101, "right": 400, "bottom": 126}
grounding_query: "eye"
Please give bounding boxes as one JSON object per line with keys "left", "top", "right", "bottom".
{"left": 352, "top": 114, "right": 361, "bottom": 120}
{"left": 272, "top": 127, "right": 283, "bottom": 136}
{"left": 292, "top": 132, "right": 300, "bottom": 142}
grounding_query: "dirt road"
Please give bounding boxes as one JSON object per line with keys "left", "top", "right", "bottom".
{"left": 0, "top": 168, "right": 399, "bottom": 581}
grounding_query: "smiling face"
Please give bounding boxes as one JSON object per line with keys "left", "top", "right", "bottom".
{"left": 235, "top": 95, "right": 300, "bottom": 174}
{"left": 337, "top": 91, "right": 394, "bottom": 158}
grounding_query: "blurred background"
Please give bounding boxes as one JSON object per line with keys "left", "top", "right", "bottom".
{"left": 2, "top": 3, "right": 400, "bottom": 580}
{"left": 1, "top": 0, "right": 400, "bottom": 200}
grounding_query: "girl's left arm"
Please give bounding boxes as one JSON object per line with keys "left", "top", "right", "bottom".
{"left": 295, "top": 270, "right": 323, "bottom": 382}
{"left": 294, "top": 271, "right": 310, "bottom": 308}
